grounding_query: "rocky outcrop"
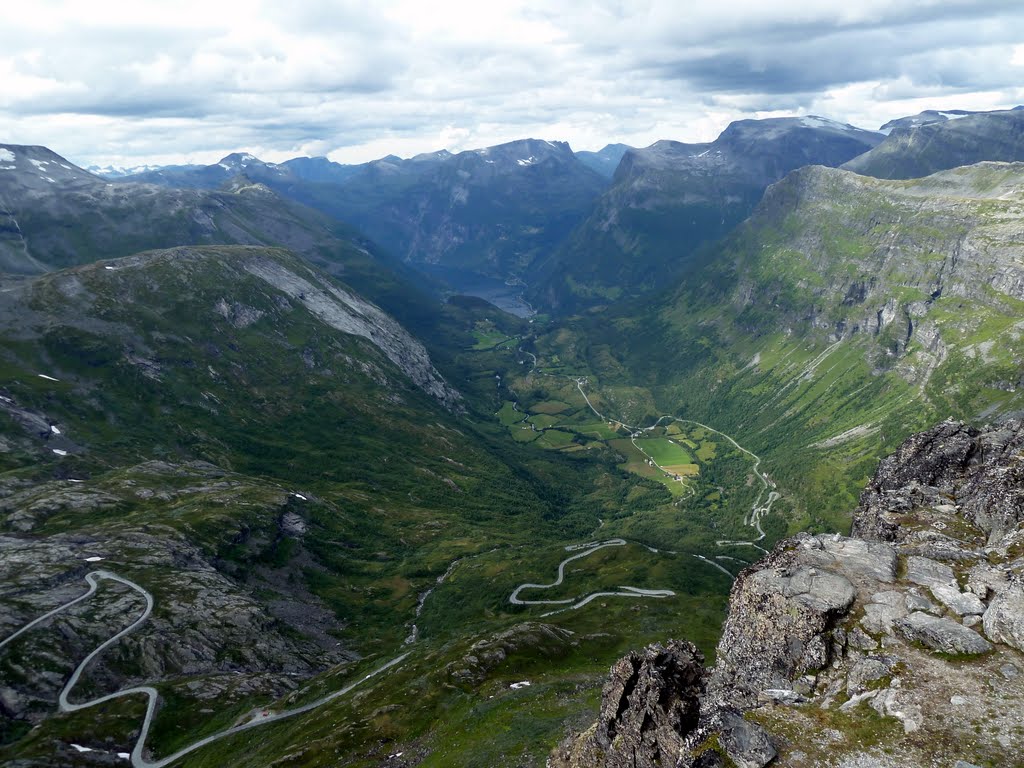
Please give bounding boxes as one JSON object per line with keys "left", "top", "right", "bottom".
{"left": 550, "top": 640, "right": 706, "bottom": 768}
{"left": 556, "top": 419, "right": 1024, "bottom": 767}
{"left": 241, "top": 251, "right": 462, "bottom": 409}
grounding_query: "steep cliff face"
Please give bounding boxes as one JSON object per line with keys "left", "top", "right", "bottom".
{"left": 555, "top": 418, "right": 1024, "bottom": 767}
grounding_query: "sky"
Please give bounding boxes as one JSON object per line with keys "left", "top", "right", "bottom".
{"left": 2, "top": 0, "right": 1024, "bottom": 169}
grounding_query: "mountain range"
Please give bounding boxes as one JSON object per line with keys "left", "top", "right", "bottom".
{"left": 3, "top": 104, "right": 1024, "bottom": 767}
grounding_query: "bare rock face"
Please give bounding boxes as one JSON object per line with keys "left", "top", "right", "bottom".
{"left": 853, "top": 418, "right": 1024, "bottom": 544}
{"left": 550, "top": 640, "right": 706, "bottom": 768}
{"left": 709, "top": 551, "right": 855, "bottom": 706}
{"left": 557, "top": 419, "right": 1024, "bottom": 767}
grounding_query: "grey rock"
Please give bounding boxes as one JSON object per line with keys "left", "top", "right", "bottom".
{"left": 967, "top": 563, "right": 1009, "bottom": 599}
{"left": 905, "top": 556, "right": 956, "bottom": 589}
{"left": 896, "top": 612, "right": 992, "bottom": 655}
{"left": 848, "top": 627, "right": 879, "bottom": 651}
{"left": 717, "top": 709, "right": 777, "bottom": 768}
{"left": 903, "top": 590, "right": 939, "bottom": 614}
{"left": 801, "top": 535, "right": 898, "bottom": 583}
{"left": 929, "top": 583, "right": 986, "bottom": 616}
{"left": 982, "top": 580, "right": 1024, "bottom": 652}
{"left": 711, "top": 558, "right": 855, "bottom": 703}
{"left": 861, "top": 600, "right": 908, "bottom": 635}
{"left": 847, "top": 657, "right": 893, "bottom": 693}
{"left": 760, "top": 688, "right": 804, "bottom": 704}
{"left": 549, "top": 640, "right": 705, "bottom": 768}
{"left": 870, "top": 688, "right": 923, "bottom": 733}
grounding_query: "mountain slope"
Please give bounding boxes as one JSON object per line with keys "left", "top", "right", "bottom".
{"left": 536, "top": 161, "right": 1024, "bottom": 531}
{"left": 555, "top": 418, "right": 1024, "bottom": 768}
{"left": 121, "top": 140, "right": 608, "bottom": 286}
{"left": 0, "top": 244, "right": 735, "bottom": 767}
{"left": 320, "top": 138, "right": 608, "bottom": 281}
{"left": 529, "top": 117, "right": 883, "bottom": 311}
{"left": 0, "top": 143, "right": 446, "bottom": 338}
{"left": 844, "top": 107, "right": 1024, "bottom": 179}
{"left": 574, "top": 143, "right": 633, "bottom": 179}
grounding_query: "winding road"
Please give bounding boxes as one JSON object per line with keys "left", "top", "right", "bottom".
{"left": 509, "top": 538, "right": 675, "bottom": 617}
{"left": 513, "top": 344, "right": 779, "bottom": 556}
{"left": 0, "top": 570, "right": 410, "bottom": 768}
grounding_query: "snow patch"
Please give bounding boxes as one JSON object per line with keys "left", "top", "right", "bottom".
{"left": 29, "top": 159, "right": 50, "bottom": 170}
{"left": 118, "top": 754, "right": 130, "bottom": 760}
{"left": 71, "top": 744, "right": 93, "bottom": 753}
{"left": 218, "top": 163, "right": 231, "bottom": 170}
{"left": 292, "top": 493, "right": 307, "bottom": 500}
{"left": 509, "top": 680, "right": 531, "bottom": 690}
{"left": 44, "top": 176, "right": 56, "bottom": 183}
{"left": 0, "top": 148, "right": 15, "bottom": 162}
{"left": 67, "top": 478, "right": 84, "bottom": 483}
{"left": 50, "top": 425, "right": 61, "bottom": 435}
{"left": 799, "top": 116, "right": 855, "bottom": 131}
{"left": 37, "top": 374, "right": 60, "bottom": 381}
{"left": 938, "top": 111, "right": 970, "bottom": 121}
{"left": 85, "top": 556, "right": 104, "bottom": 562}
{"left": 516, "top": 156, "right": 537, "bottom": 166}
{"left": 104, "top": 265, "right": 115, "bottom": 270}
{"left": 0, "top": 165, "right": 15, "bottom": 171}
{"left": 52, "top": 449, "right": 68, "bottom": 456}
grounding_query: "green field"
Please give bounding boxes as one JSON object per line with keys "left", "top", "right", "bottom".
{"left": 635, "top": 437, "right": 694, "bottom": 467}
{"left": 527, "top": 413, "right": 561, "bottom": 429}
{"left": 530, "top": 400, "right": 572, "bottom": 415}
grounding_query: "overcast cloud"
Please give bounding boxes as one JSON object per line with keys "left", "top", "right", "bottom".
{"left": 2, "top": 0, "right": 1023, "bottom": 168}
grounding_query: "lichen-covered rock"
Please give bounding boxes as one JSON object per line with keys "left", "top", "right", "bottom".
{"left": 982, "top": 580, "right": 1024, "bottom": 652}
{"left": 895, "top": 612, "right": 992, "bottom": 655}
{"left": 550, "top": 640, "right": 706, "bottom": 768}
{"left": 853, "top": 419, "right": 1024, "bottom": 544}
{"left": 709, "top": 547, "right": 855, "bottom": 705}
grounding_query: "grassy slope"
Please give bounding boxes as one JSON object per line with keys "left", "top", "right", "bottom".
{"left": 540, "top": 163, "right": 1024, "bottom": 533}
{"left": 0, "top": 247, "right": 733, "bottom": 767}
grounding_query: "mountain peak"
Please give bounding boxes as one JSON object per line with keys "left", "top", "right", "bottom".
{"left": 0, "top": 144, "right": 101, "bottom": 189}
{"left": 217, "top": 152, "right": 265, "bottom": 168}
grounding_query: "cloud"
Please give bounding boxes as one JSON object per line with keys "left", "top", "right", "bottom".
{"left": 0, "top": 0, "right": 1022, "bottom": 167}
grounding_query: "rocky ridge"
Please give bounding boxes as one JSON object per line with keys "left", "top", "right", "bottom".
{"left": 844, "top": 108, "right": 1024, "bottom": 180}
{"left": 529, "top": 116, "right": 882, "bottom": 311}
{"left": 553, "top": 418, "right": 1024, "bottom": 767}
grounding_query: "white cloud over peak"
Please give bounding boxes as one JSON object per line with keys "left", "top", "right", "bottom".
{"left": 0, "top": 0, "right": 1022, "bottom": 168}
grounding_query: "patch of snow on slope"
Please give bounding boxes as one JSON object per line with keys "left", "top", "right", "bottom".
{"left": 517, "top": 156, "right": 536, "bottom": 166}
{"left": 29, "top": 159, "right": 50, "bottom": 170}
{"left": 0, "top": 166, "right": 15, "bottom": 171}
{"left": 0, "top": 149, "right": 15, "bottom": 163}
{"left": 799, "top": 116, "right": 855, "bottom": 131}
{"left": 938, "top": 111, "right": 970, "bottom": 121}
